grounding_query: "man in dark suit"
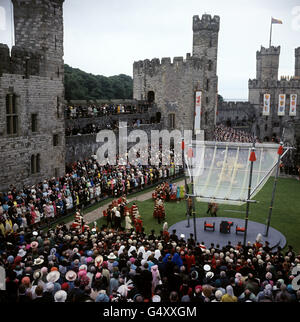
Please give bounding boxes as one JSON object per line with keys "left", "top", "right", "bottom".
{"left": 67, "top": 279, "right": 84, "bottom": 302}
{"left": 32, "top": 285, "right": 46, "bottom": 303}
{"left": 170, "top": 229, "right": 179, "bottom": 243}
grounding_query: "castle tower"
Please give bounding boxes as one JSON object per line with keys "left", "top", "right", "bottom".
{"left": 192, "top": 14, "right": 220, "bottom": 139}
{"left": 12, "top": 0, "right": 64, "bottom": 80}
{"left": 192, "top": 14, "right": 220, "bottom": 62}
{"left": 133, "top": 14, "right": 219, "bottom": 140}
{"left": 0, "top": 0, "right": 65, "bottom": 191}
{"left": 256, "top": 46, "right": 280, "bottom": 81}
{"left": 295, "top": 47, "right": 300, "bottom": 78}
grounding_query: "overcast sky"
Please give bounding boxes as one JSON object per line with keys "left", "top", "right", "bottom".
{"left": 1, "top": 0, "right": 300, "bottom": 100}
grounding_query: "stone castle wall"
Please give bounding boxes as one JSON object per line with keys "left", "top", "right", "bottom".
{"left": 248, "top": 47, "right": 300, "bottom": 145}
{"left": 217, "top": 101, "right": 255, "bottom": 133}
{"left": 133, "top": 14, "right": 219, "bottom": 140}
{"left": 65, "top": 123, "right": 164, "bottom": 163}
{"left": 0, "top": 0, "right": 65, "bottom": 191}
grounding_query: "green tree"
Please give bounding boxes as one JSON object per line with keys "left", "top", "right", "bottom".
{"left": 64, "top": 64, "right": 133, "bottom": 101}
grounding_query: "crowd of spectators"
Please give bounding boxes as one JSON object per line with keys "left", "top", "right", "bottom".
{"left": 214, "top": 125, "right": 259, "bottom": 143}
{"left": 214, "top": 125, "right": 300, "bottom": 177}
{"left": 0, "top": 148, "right": 182, "bottom": 234}
{"left": 64, "top": 103, "right": 149, "bottom": 119}
{"left": 1, "top": 218, "right": 299, "bottom": 303}
{"left": 65, "top": 119, "right": 150, "bottom": 137}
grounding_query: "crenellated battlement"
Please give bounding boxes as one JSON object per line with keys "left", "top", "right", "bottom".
{"left": 220, "top": 101, "right": 251, "bottom": 108}
{"left": 193, "top": 14, "right": 220, "bottom": 32}
{"left": 133, "top": 54, "right": 204, "bottom": 74}
{"left": 12, "top": 0, "right": 64, "bottom": 6}
{"left": 248, "top": 78, "right": 300, "bottom": 89}
{"left": 0, "top": 43, "right": 43, "bottom": 77}
{"left": 256, "top": 46, "right": 281, "bottom": 57}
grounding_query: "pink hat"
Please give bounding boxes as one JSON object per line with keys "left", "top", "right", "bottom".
{"left": 31, "top": 241, "right": 38, "bottom": 249}
{"left": 195, "top": 285, "right": 202, "bottom": 292}
{"left": 78, "top": 270, "right": 87, "bottom": 278}
{"left": 41, "top": 267, "right": 48, "bottom": 274}
{"left": 86, "top": 257, "right": 93, "bottom": 264}
{"left": 95, "top": 272, "right": 101, "bottom": 279}
{"left": 129, "top": 257, "right": 136, "bottom": 264}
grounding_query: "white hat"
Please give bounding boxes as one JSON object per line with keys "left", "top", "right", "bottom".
{"left": 54, "top": 290, "right": 67, "bottom": 302}
{"left": 46, "top": 271, "right": 60, "bottom": 283}
{"left": 18, "top": 249, "right": 27, "bottom": 258}
{"left": 33, "top": 258, "right": 44, "bottom": 266}
{"left": 152, "top": 295, "right": 161, "bottom": 302}
{"left": 206, "top": 271, "right": 214, "bottom": 279}
{"left": 203, "top": 264, "right": 211, "bottom": 272}
{"left": 107, "top": 253, "right": 117, "bottom": 260}
{"left": 65, "top": 270, "right": 77, "bottom": 282}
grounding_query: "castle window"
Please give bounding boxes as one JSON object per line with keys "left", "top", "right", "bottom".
{"left": 206, "top": 79, "right": 210, "bottom": 91}
{"left": 147, "top": 91, "right": 155, "bottom": 103}
{"left": 206, "top": 97, "right": 209, "bottom": 105}
{"left": 56, "top": 96, "right": 60, "bottom": 118}
{"left": 169, "top": 113, "right": 175, "bottom": 129}
{"left": 205, "top": 111, "right": 208, "bottom": 125}
{"left": 31, "top": 154, "right": 41, "bottom": 174}
{"left": 265, "top": 124, "right": 268, "bottom": 131}
{"left": 260, "top": 93, "right": 263, "bottom": 103}
{"left": 25, "top": 57, "right": 30, "bottom": 78}
{"left": 208, "top": 60, "right": 213, "bottom": 71}
{"left": 209, "top": 38, "right": 213, "bottom": 48}
{"left": 6, "top": 93, "right": 18, "bottom": 135}
{"left": 31, "top": 114, "right": 38, "bottom": 132}
{"left": 53, "top": 134, "right": 59, "bottom": 147}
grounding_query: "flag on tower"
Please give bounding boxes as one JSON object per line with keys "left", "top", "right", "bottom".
{"left": 269, "top": 17, "right": 283, "bottom": 47}
{"left": 271, "top": 17, "right": 283, "bottom": 24}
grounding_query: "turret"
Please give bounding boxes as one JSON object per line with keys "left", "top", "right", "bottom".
{"left": 192, "top": 14, "right": 220, "bottom": 62}
{"left": 256, "top": 46, "right": 280, "bottom": 81}
{"left": 12, "top": 0, "right": 64, "bottom": 79}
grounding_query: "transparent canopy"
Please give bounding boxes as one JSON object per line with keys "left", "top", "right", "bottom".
{"left": 186, "top": 141, "right": 285, "bottom": 205}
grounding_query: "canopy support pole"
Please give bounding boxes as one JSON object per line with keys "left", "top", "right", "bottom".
{"left": 243, "top": 142, "right": 256, "bottom": 246}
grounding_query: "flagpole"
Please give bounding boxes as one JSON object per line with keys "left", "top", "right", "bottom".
{"left": 181, "top": 136, "right": 191, "bottom": 228}
{"left": 243, "top": 142, "right": 256, "bottom": 246}
{"left": 265, "top": 141, "right": 283, "bottom": 237}
{"left": 269, "top": 17, "right": 273, "bottom": 48}
{"left": 190, "top": 146, "right": 197, "bottom": 242}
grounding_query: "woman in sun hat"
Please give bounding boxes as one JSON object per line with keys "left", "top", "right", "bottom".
{"left": 54, "top": 290, "right": 67, "bottom": 302}
{"left": 94, "top": 255, "right": 103, "bottom": 268}
{"left": 65, "top": 270, "right": 77, "bottom": 284}
{"left": 107, "top": 252, "right": 117, "bottom": 270}
{"left": 33, "top": 257, "right": 44, "bottom": 267}
{"left": 47, "top": 270, "right": 60, "bottom": 284}
{"left": 30, "top": 241, "right": 39, "bottom": 250}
